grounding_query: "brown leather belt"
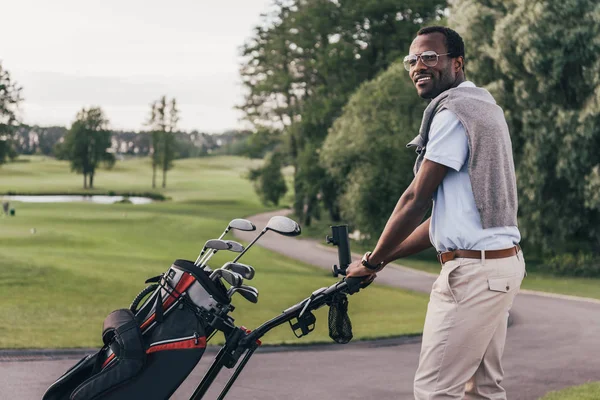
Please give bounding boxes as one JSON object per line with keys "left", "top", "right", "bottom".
{"left": 437, "top": 245, "right": 521, "bottom": 265}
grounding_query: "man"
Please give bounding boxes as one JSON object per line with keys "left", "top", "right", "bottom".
{"left": 346, "top": 26, "right": 525, "bottom": 399}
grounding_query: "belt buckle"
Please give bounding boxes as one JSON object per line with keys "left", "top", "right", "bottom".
{"left": 437, "top": 251, "right": 443, "bottom": 265}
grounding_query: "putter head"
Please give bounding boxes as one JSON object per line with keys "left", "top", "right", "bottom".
{"left": 223, "top": 262, "right": 255, "bottom": 280}
{"left": 224, "top": 240, "right": 244, "bottom": 253}
{"left": 229, "top": 218, "right": 256, "bottom": 232}
{"left": 265, "top": 216, "right": 301, "bottom": 237}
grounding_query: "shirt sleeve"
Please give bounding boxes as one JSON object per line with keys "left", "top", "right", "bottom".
{"left": 424, "top": 109, "right": 468, "bottom": 172}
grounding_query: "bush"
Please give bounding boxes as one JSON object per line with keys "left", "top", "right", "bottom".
{"left": 544, "top": 252, "right": 600, "bottom": 277}
{"left": 320, "top": 62, "right": 425, "bottom": 239}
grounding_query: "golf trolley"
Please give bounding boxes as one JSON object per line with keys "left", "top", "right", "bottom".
{"left": 43, "top": 218, "right": 367, "bottom": 400}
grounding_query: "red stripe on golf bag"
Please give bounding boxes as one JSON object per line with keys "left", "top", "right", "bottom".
{"left": 101, "top": 353, "right": 116, "bottom": 369}
{"left": 42, "top": 260, "right": 227, "bottom": 400}
{"left": 140, "top": 272, "right": 197, "bottom": 331}
{"left": 146, "top": 336, "right": 207, "bottom": 354}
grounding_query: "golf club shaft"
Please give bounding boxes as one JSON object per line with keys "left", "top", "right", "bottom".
{"left": 217, "top": 227, "right": 230, "bottom": 240}
{"left": 232, "top": 229, "right": 266, "bottom": 263}
{"left": 194, "top": 248, "right": 208, "bottom": 266}
{"left": 199, "top": 250, "right": 217, "bottom": 269}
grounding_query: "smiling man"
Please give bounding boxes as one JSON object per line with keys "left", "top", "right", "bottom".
{"left": 346, "top": 26, "right": 525, "bottom": 399}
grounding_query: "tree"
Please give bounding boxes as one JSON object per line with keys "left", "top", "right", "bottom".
{"left": 242, "top": 128, "right": 282, "bottom": 159}
{"left": 240, "top": 0, "right": 446, "bottom": 225}
{"left": 0, "top": 61, "right": 24, "bottom": 164}
{"left": 62, "top": 107, "right": 114, "bottom": 189}
{"left": 450, "top": 0, "right": 600, "bottom": 253}
{"left": 248, "top": 151, "right": 288, "bottom": 206}
{"left": 146, "top": 96, "right": 178, "bottom": 188}
{"left": 321, "top": 61, "right": 425, "bottom": 239}
{"left": 164, "top": 98, "right": 179, "bottom": 188}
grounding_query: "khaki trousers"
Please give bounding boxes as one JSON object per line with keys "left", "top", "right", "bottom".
{"left": 414, "top": 252, "right": 526, "bottom": 400}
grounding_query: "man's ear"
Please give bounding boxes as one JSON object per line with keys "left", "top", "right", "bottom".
{"left": 455, "top": 56, "right": 464, "bottom": 73}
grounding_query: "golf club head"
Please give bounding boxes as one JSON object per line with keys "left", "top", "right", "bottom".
{"left": 265, "top": 216, "right": 301, "bottom": 237}
{"left": 224, "top": 240, "right": 244, "bottom": 253}
{"left": 240, "top": 284, "right": 258, "bottom": 295}
{"left": 200, "top": 240, "right": 245, "bottom": 269}
{"left": 223, "top": 262, "right": 255, "bottom": 280}
{"left": 232, "top": 216, "right": 300, "bottom": 263}
{"left": 218, "top": 269, "right": 243, "bottom": 287}
{"left": 195, "top": 239, "right": 232, "bottom": 266}
{"left": 205, "top": 239, "right": 232, "bottom": 251}
{"left": 228, "top": 286, "right": 259, "bottom": 303}
{"left": 229, "top": 218, "right": 256, "bottom": 232}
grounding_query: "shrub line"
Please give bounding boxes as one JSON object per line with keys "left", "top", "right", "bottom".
{"left": 1, "top": 191, "right": 167, "bottom": 201}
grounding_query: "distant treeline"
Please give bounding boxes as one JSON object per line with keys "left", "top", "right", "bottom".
{"left": 11, "top": 125, "right": 255, "bottom": 159}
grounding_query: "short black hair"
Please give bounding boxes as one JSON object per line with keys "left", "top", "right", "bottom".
{"left": 417, "top": 26, "right": 465, "bottom": 66}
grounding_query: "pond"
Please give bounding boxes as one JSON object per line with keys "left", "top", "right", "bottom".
{"left": 1, "top": 195, "right": 153, "bottom": 205}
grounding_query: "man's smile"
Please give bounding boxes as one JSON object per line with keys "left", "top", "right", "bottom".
{"left": 414, "top": 74, "right": 433, "bottom": 87}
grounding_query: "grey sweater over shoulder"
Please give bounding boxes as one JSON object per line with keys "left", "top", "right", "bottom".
{"left": 407, "top": 85, "right": 518, "bottom": 229}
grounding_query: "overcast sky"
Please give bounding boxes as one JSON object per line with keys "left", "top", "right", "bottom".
{"left": 0, "top": 0, "right": 273, "bottom": 132}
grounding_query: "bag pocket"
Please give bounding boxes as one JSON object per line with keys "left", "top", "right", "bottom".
{"left": 70, "top": 309, "right": 146, "bottom": 400}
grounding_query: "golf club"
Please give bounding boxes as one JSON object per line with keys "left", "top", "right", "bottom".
{"left": 233, "top": 216, "right": 301, "bottom": 263}
{"left": 226, "top": 286, "right": 259, "bottom": 303}
{"left": 218, "top": 218, "right": 256, "bottom": 239}
{"left": 194, "top": 218, "right": 254, "bottom": 265}
{"left": 210, "top": 268, "right": 243, "bottom": 288}
{"left": 224, "top": 240, "right": 244, "bottom": 252}
{"left": 198, "top": 240, "right": 245, "bottom": 269}
{"left": 194, "top": 239, "right": 232, "bottom": 266}
{"left": 240, "top": 284, "right": 258, "bottom": 295}
{"left": 222, "top": 262, "right": 255, "bottom": 280}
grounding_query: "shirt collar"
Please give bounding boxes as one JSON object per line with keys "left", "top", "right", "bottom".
{"left": 458, "top": 80, "right": 476, "bottom": 88}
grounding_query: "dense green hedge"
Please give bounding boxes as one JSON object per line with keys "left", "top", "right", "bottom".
{"left": 544, "top": 253, "right": 600, "bottom": 277}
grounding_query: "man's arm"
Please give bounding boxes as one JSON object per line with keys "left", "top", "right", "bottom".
{"left": 368, "top": 159, "right": 446, "bottom": 265}
{"left": 385, "top": 217, "right": 433, "bottom": 262}
{"left": 346, "top": 159, "right": 447, "bottom": 277}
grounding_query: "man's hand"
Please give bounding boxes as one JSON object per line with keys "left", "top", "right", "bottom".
{"left": 345, "top": 259, "right": 378, "bottom": 283}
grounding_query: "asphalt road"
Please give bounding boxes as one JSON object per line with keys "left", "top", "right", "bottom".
{"left": 2, "top": 210, "right": 600, "bottom": 400}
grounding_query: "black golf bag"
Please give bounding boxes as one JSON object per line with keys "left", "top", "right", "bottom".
{"left": 43, "top": 259, "right": 232, "bottom": 400}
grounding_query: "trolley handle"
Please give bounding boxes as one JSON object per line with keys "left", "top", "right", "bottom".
{"left": 326, "top": 225, "right": 373, "bottom": 293}
{"left": 344, "top": 276, "right": 368, "bottom": 294}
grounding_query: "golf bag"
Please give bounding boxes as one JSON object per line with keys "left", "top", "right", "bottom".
{"left": 42, "top": 259, "right": 232, "bottom": 400}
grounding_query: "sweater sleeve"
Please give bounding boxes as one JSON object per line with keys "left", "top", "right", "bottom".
{"left": 424, "top": 109, "right": 468, "bottom": 172}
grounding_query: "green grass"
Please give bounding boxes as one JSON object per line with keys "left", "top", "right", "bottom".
{"left": 539, "top": 382, "right": 600, "bottom": 399}
{"left": 0, "top": 156, "right": 428, "bottom": 348}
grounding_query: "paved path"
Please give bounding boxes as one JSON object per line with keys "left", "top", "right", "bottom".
{"left": 3, "top": 210, "right": 600, "bottom": 399}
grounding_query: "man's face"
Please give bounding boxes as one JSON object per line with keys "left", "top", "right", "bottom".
{"left": 408, "top": 32, "right": 459, "bottom": 99}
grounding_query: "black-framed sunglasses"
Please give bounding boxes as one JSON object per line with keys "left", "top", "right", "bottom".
{"left": 403, "top": 51, "right": 451, "bottom": 71}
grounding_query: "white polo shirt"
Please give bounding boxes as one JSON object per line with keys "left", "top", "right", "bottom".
{"left": 425, "top": 81, "right": 521, "bottom": 252}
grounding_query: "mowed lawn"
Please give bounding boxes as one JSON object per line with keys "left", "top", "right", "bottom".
{"left": 539, "top": 382, "right": 600, "bottom": 400}
{"left": 0, "top": 156, "right": 428, "bottom": 348}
